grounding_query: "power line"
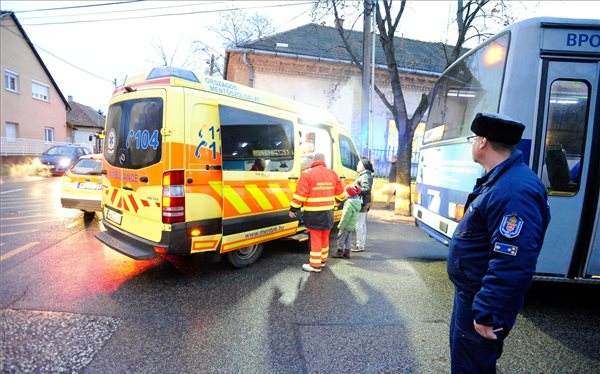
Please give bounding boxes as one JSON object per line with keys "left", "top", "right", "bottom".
{"left": 16, "top": 1, "right": 223, "bottom": 20}
{"left": 0, "top": 24, "right": 115, "bottom": 84}
{"left": 11, "top": 0, "right": 144, "bottom": 14}
{"left": 15, "top": 1, "right": 315, "bottom": 26}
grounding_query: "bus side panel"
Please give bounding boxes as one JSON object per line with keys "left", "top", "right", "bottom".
{"left": 586, "top": 201, "right": 600, "bottom": 276}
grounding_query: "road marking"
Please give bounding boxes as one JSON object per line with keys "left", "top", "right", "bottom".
{"left": 0, "top": 241, "right": 40, "bottom": 261}
{"left": 1, "top": 219, "right": 65, "bottom": 229}
{"left": 0, "top": 189, "right": 23, "bottom": 195}
{"left": 0, "top": 228, "right": 40, "bottom": 237}
{"left": 0, "top": 214, "right": 51, "bottom": 221}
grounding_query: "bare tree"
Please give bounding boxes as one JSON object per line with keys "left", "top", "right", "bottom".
{"left": 149, "top": 39, "right": 203, "bottom": 71}
{"left": 194, "top": 9, "right": 276, "bottom": 77}
{"left": 315, "top": 0, "right": 510, "bottom": 215}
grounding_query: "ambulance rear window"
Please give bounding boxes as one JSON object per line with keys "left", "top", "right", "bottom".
{"left": 104, "top": 98, "right": 163, "bottom": 169}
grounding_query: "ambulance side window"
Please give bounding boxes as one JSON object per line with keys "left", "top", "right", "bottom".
{"left": 339, "top": 134, "right": 359, "bottom": 170}
{"left": 219, "top": 105, "right": 294, "bottom": 172}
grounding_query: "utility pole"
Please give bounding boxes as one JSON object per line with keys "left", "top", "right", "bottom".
{"left": 361, "top": 0, "right": 373, "bottom": 157}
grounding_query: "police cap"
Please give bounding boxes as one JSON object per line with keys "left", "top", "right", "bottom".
{"left": 470, "top": 112, "right": 525, "bottom": 145}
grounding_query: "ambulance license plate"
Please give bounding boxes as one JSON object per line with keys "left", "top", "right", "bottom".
{"left": 106, "top": 208, "right": 122, "bottom": 225}
{"left": 78, "top": 182, "right": 101, "bottom": 190}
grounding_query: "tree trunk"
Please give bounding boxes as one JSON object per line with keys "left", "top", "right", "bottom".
{"left": 394, "top": 122, "right": 413, "bottom": 216}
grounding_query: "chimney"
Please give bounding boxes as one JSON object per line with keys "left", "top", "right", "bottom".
{"left": 68, "top": 95, "right": 73, "bottom": 102}
{"left": 335, "top": 18, "right": 344, "bottom": 29}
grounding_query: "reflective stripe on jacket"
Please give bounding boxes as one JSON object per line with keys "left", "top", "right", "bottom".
{"left": 290, "top": 160, "right": 344, "bottom": 230}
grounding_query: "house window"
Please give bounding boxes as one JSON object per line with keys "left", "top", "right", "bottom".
{"left": 5, "top": 122, "right": 18, "bottom": 141}
{"left": 32, "top": 80, "right": 49, "bottom": 101}
{"left": 4, "top": 69, "right": 19, "bottom": 92}
{"left": 45, "top": 127, "right": 54, "bottom": 142}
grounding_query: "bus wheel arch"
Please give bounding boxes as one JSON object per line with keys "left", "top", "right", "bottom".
{"left": 226, "top": 243, "right": 264, "bottom": 268}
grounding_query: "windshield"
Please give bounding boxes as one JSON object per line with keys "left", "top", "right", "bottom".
{"left": 44, "top": 146, "right": 76, "bottom": 157}
{"left": 424, "top": 32, "right": 509, "bottom": 143}
{"left": 71, "top": 158, "right": 102, "bottom": 174}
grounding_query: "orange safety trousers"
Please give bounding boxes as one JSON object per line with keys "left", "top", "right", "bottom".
{"left": 308, "top": 229, "right": 330, "bottom": 268}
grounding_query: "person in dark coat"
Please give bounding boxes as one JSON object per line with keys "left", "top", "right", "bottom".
{"left": 352, "top": 157, "right": 374, "bottom": 252}
{"left": 447, "top": 113, "right": 551, "bottom": 373}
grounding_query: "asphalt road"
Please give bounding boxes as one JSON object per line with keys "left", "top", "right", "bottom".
{"left": 0, "top": 176, "right": 599, "bottom": 373}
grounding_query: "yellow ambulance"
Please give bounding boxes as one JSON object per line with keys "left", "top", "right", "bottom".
{"left": 95, "top": 67, "right": 360, "bottom": 267}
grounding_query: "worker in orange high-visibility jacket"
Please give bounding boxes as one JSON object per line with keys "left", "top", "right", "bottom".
{"left": 289, "top": 153, "right": 345, "bottom": 273}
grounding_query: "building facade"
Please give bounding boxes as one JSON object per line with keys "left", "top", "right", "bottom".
{"left": 1, "top": 11, "right": 70, "bottom": 156}
{"left": 224, "top": 23, "right": 450, "bottom": 170}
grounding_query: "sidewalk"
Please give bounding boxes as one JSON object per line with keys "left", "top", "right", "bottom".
{"left": 367, "top": 202, "right": 416, "bottom": 224}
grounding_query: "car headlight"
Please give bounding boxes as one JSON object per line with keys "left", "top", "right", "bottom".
{"left": 59, "top": 158, "right": 72, "bottom": 167}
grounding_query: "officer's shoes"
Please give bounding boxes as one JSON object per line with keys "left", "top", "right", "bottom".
{"left": 302, "top": 264, "right": 321, "bottom": 273}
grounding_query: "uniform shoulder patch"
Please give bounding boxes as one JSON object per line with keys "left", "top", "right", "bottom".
{"left": 499, "top": 214, "right": 523, "bottom": 239}
{"left": 493, "top": 242, "right": 518, "bottom": 256}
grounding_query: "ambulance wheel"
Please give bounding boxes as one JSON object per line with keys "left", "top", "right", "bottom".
{"left": 226, "top": 243, "right": 264, "bottom": 268}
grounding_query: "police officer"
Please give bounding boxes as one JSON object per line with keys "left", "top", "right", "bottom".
{"left": 447, "top": 113, "right": 551, "bottom": 373}
{"left": 289, "top": 153, "right": 345, "bottom": 272}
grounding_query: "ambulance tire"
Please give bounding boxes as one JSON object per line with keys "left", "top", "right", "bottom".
{"left": 226, "top": 243, "right": 264, "bottom": 268}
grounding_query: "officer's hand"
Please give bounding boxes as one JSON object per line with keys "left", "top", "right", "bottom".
{"left": 289, "top": 211, "right": 297, "bottom": 218}
{"left": 473, "top": 320, "right": 499, "bottom": 340}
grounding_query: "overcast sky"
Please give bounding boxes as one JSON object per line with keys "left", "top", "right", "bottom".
{"left": 2, "top": 0, "right": 598, "bottom": 113}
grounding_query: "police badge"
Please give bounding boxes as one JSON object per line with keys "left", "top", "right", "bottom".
{"left": 499, "top": 214, "right": 523, "bottom": 239}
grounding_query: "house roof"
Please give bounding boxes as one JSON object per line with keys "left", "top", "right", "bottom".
{"left": 0, "top": 11, "right": 71, "bottom": 111}
{"left": 67, "top": 100, "right": 105, "bottom": 130}
{"left": 229, "top": 23, "right": 455, "bottom": 76}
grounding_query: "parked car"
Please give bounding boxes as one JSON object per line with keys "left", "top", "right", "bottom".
{"left": 37, "top": 145, "right": 92, "bottom": 175}
{"left": 60, "top": 154, "right": 103, "bottom": 219}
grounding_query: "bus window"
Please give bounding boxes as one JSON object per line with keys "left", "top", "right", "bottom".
{"left": 542, "top": 80, "right": 589, "bottom": 195}
{"left": 219, "top": 105, "right": 294, "bottom": 172}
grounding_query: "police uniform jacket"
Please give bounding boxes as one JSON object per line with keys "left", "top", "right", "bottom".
{"left": 290, "top": 160, "right": 345, "bottom": 230}
{"left": 447, "top": 149, "right": 550, "bottom": 331}
{"left": 356, "top": 170, "right": 373, "bottom": 212}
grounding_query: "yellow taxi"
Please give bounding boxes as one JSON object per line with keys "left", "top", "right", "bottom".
{"left": 61, "top": 153, "right": 103, "bottom": 219}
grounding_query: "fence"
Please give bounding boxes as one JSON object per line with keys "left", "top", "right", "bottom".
{"left": 0, "top": 137, "right": 90, "bottom": 156}
{"left": 368, "top": 148, "right": 418, "bottom": 180}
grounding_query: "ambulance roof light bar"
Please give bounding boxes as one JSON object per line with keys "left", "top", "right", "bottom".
{"left": 147, "top": 66, "right": 199, "bottom": 83}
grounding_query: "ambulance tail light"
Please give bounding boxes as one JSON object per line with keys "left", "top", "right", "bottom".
{"left": 162, "top": 170, "right": 185, "bottom": 224}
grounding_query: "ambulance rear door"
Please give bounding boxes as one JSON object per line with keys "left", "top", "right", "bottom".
{"left": 102, "top": 89, "right": 169, "bottom": 243}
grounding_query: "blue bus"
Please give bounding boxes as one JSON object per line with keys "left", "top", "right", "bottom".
{"left": 412, "top": 17, "right": 600, "bottom": 283}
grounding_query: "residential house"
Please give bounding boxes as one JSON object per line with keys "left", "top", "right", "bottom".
{"left": 0, "top": 10, "right": 70, "bottom": 158}
{"left": 224, "top": 22, "right": 452, "bottom": 173}
{"left": 67, "top": 96, "right": 105, "bottom": 153}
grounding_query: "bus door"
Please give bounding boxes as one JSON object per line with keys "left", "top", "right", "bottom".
{"left": 537, "top": 60, "right": 599, "bottom": 279}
